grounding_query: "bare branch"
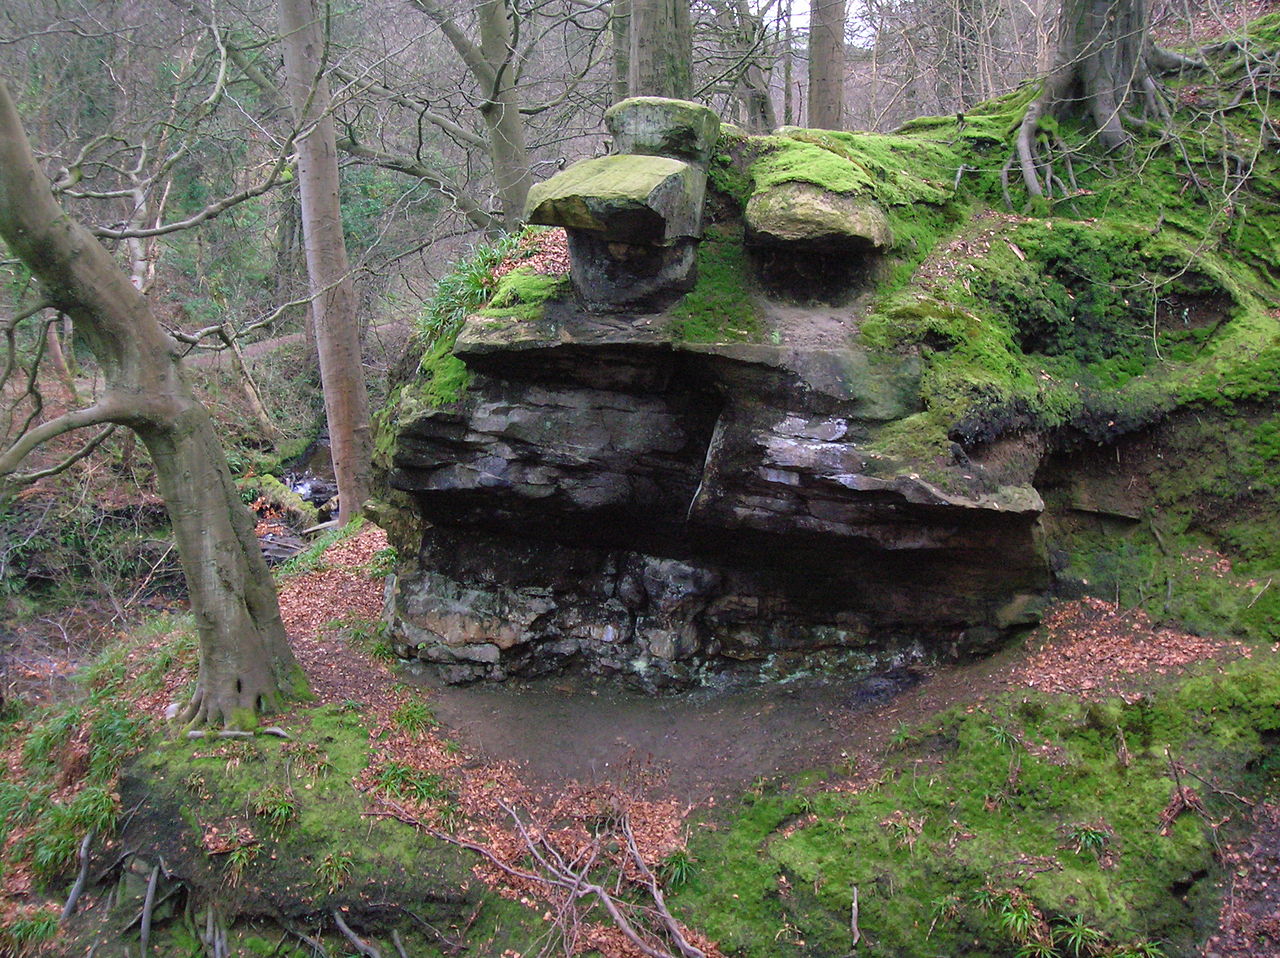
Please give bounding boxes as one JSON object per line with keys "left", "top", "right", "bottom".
{"left": 336, "top": 137, "right": 497, "bottom": 233}
{"left": 0, "top": 403, "right": 126, "bottom": 478}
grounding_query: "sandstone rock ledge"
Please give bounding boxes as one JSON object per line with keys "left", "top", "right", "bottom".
{"left": 385, "top": 300, "right": 1049, "bottom": 688}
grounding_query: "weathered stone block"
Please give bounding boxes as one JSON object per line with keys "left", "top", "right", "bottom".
{"left": 525, "top": 155, "right": 706, "bottom": 244}
{"left": 604, "top": 97, "right": 721, "bottom": 166}
{"left": 745, "top": 181, "right": 893, "bottom": 250}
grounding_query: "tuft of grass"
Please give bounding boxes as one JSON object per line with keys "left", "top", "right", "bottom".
{"left": 392, "top": 700, "right": 439, "bottom": 736}
{"left": 373, "top": 761, "right": 450, "bottom": 804}
{"left": 1065, "top": 822, "right": 1110, "bottom": 860}
{"left": 344, "top": 618, "right": 397, "bottom": 662}
{"left": 316, "top": 850, "right": 354, "bottom": 893}
{"left": 365, "top": 545, "right": 398, "bottom": 578}
{"left": 251, "top": 785, "right": 299, "bottom": 832}
{"left": 225, "top": 840, "right": 260, "bottom": 887}
{"left": 660, "top": 848, "right": 696, "bottom": 888}
{"left": 0, "top": 908, "right": 59, "bottom": 950}
{"left": 1053, "top": 914, "right": 1105, "bottom": 957}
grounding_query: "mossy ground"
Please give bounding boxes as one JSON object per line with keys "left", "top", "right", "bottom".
{"left": 0, "top": 524, "right": 550, "bottom": 958}
{"left": 671, "top": 653, "right": 1280, "bottom": 958}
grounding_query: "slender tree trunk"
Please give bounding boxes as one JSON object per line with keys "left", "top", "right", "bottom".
{"left": 612, "top": 0, "right": 632, "bottom": 104}
{"left": 0, "top": 80, "right": 306, "bottom": 728}
{"left": 477, "top": 0, "right": 533, "bottom": 228}
{"left": 45, "top": 320, "right": 78, "bottom": 401}
{"left": 279, "top": 0, "right": 373, "bottom": 525}
{"left": 407, "top": 0, "right": 531, "bottom": 230}
{"left": 954, "top": 0, "right": 982, "bottom": 109}
{"left": 808, "top": 0, "right": 844, "bottom": 128}
{"left": 734, "top": 0, "right": 777, "bottom": 131}
{"left": 629, "top": 0, "right": 693, "bottom": 98}
{"left": 783, "top": 0, "right": 794, "bottom": 125}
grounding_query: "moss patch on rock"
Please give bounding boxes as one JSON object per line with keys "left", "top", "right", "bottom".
{"left": 479, "top": 268, "right": 571, "bottom": 321}
{"left": 669, "top": 224, "right": 762, "bottom": 342}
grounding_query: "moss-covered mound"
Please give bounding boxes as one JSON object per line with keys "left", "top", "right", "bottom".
{"left": 672, "top": 651, "right": 1280, "bottom": 957}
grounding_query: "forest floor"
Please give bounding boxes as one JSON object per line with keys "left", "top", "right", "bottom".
{"left": 122, "top": 524, "right": 1275, "bottom": 957}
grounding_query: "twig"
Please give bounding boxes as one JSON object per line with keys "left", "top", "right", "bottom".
{"left": 397, "top": 905, "right": 467, "bottom": 954}
{"left": 332, "top": 909, "right": 382, "bottom": 958}
{"left": 1246, "top": 578, "right": 1272, "bottom": 609}
{"left": 61, "top": 828, "right": 96, "bottom": 921}
{"left": 186, "top": 729, "right": 253, "bottom": 740}
{"left": 121, "top": 885, "right": 181, "bottom": 933}
{"left": 1175, "top": 762, "right": 1255, "bottom": 808}
{"left": 287, "top": 925, "right": 330, "bottom": 958}
{"left": 850, "top": 884, "right": 860, "bottom": 948}
{"left": 372, "top": 799, "right": 685, "bottom": 958}
{"left": 390, "top": 930, "right": 410, "bottom": 958}
{"left": 620, "top": 816, "right": 705, "bottom": 958}
{"left": 140, "top": 863, "right": 160, "bottom": 956}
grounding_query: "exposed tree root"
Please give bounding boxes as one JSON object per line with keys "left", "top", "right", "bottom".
{"left": 1008, "top": 0, "right": 1205, "bottom": 206}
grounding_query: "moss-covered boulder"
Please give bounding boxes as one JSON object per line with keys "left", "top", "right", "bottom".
{"left": 604, "top": 96, "right": 721, "bottom": 166}
{"left": 525, "top": 154, "right": 705, "bottom": 244}
{"left": 745, "top": 180, "right": 893, "bottom": 250}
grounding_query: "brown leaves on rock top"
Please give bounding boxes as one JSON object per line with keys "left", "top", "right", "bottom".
{"left": 493, "top": 227, "right": 571, "bottom": 280}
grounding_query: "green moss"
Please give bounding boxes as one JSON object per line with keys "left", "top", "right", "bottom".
{"left": 479, "top": 268, "right": 570, "bottom": 320}
{"left": 707, "top": 129, "right": 755, "bottom": 207}
{"left": 674, "top": 654, "right": 1280, "bottom": 957}
{"left": 670, "top": 224, "right": 762, "bottom": 342}
{"left": 237, "top": 474, "right": 319, "bottom": 528}
{"left": 752, "top": 130, "right": 958, "bottom": 206}
{"left": 749, "top": 127, "right": 969, "bottom": 291}
{"left": 1045, "top": 407, "right": 1280, "bottom": 643}
{"left": 135, "top": 700, "right": 472, "bottom": 920}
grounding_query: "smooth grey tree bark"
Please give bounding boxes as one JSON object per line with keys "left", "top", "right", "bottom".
{"left": 807, "top": 0, "right": 844, "bottom": 128}
{"left": 628, "top": 0, "right": 693, "bottom": 98}
{"left": 0, "top": 80, "right": 307, "bottom": 728}
{"left": 409, "top": 0, "right": 533, "bottom": 230}
{"left": 279, "top": 0, "right": 374, "bottom": 525}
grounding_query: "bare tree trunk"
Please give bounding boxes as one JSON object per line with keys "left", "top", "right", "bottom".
{"left": 629, "top": 0, "right": 693, "bottom": 98}
{"left": 808, "top": 0, "right": 845, "bottom": 128}
{"left": 279, "top": 0, "right": 373, "bottom": 525}
{"left": 612, "top": 0, "right": 632, "bottom": 104}
{"left": 734, "top": 0, "right": 777, "bottom": 131}
{"left": 1017, "top": 0, "right": 1198, "bottom": 197}
{"left": 954, "top": 0, "right": 983, "bottom": 109}
{"left": 0, "top": 80, "right": 306, "bottom": 728}
{"left": 477, "top": 0, "right": 533, "bottom": 229}
{"left": 783, "top": 0, "right": 794, "bottom": 125}
{"left": 44, "top": 319, "right": 78, "bottom": 401}
{"left": 408, "top": 0, "right": 532, "bottom": 231}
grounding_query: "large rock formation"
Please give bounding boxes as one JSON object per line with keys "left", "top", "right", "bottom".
{"left": 385, "top": 304, "right": 1049, "bottom": 687}
{"left": 379, "top": 89, "right": 1280, "bottom": 687}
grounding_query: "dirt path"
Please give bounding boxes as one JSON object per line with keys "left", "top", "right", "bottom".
{"left": 414, "top": 651, "right": 1024, "bottom": 804}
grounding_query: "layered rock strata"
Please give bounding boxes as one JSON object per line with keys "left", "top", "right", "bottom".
{"left": 386, "top": 302, "right": 1048, "bottom": 687}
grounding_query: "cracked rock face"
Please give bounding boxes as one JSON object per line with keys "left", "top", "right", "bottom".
{"left": 385, "top": 301, "right": 1050, "bottom": 689}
